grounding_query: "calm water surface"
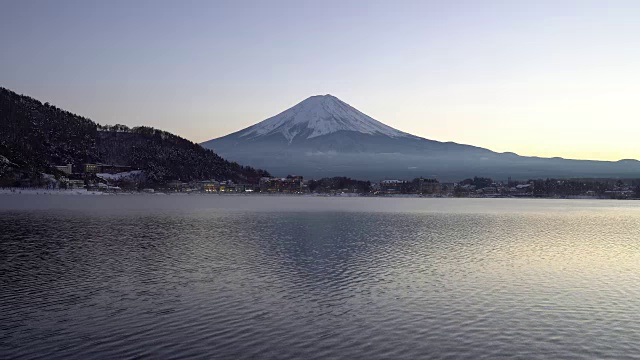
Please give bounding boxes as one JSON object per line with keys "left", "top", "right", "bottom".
{"left": 1, "top": 196, "right": 640, "bottom": 359}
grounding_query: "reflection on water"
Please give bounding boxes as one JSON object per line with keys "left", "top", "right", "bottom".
{"left": 1, "top": 196, "right": 640, "bottom": 359}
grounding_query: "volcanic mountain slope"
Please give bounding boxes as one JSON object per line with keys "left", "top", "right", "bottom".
{"left": 203, "top": 95, "right": 640, "bottom": 181}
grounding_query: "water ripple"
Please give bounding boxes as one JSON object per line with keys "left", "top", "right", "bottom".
{"left": 1, "top": 197, "right": 640, "bottom": 359}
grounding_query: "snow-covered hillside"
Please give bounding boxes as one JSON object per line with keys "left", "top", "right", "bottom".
{"left": 239, "top": 95, "right": 412, "bottom": 142}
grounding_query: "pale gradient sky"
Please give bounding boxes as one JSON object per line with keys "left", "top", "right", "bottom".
{"left": 1, "top": 0, "right": 639, "bottom": 161}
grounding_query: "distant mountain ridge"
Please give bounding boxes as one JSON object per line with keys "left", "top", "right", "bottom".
{"left": 0, "top": 87, "right": 269, "bottom": 186}
{"left": 202, "top": 95, "right": 640, "bottom": 181}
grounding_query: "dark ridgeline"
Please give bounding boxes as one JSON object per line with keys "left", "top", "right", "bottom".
{"left": 0, "top": 87, "right": 270, "bottom": 187}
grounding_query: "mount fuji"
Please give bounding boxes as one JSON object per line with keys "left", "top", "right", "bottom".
{"left": 202, "top": 95, "right": 640, "bottom": 181}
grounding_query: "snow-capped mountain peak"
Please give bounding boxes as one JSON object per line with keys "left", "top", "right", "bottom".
{"left": 239, "top": 95, "right": 411, "bottom": 142}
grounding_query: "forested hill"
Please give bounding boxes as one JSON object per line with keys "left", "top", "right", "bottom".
{"left": 96, "top": 126, "right": 270, "bottom": 184}
{"left": 0, "top": 87, "right": 270, "bottom": 184}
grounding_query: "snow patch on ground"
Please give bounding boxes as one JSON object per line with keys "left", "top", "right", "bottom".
{"left": 97, "top": 170, "right": 143, "bottom": 181}
{"left": 0, "top": 155, "right": 15, "bottom": 165}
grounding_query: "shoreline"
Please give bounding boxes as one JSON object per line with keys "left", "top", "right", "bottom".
{"left": 0, "top": 188, "right": 637, "bottom": 200}
{"left": 0, "top": 188, "right": 109, "bottom": 196}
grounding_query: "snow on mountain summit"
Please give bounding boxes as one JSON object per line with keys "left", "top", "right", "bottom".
{"left": 239, "top": 95, "right": 411, "bottom": 142}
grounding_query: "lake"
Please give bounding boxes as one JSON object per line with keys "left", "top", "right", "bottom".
{"left": 1, "top": 196, "right": 640, "bottom": 359}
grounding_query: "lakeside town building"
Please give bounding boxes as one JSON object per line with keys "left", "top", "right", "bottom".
{"left": 380, "top": 180, "right": 404, "bottom": 194}
{"left": 259, "top": 175, "right": 304, "bottom": 193}
{"left": 82, "top": 163, "right": 132, "bottom": 174}
{"left": 41, "top": 162, "right": 640, "bottom": 199}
